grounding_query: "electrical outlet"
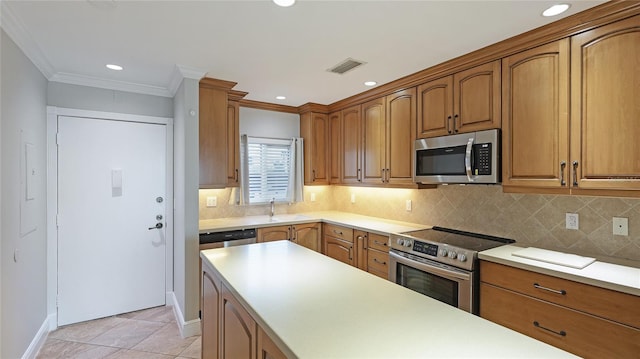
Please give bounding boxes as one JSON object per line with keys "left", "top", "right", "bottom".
{"left": 613, "top": 217, "right": 628, "bottom": 236}
{"left": 406, "top": 199, "right": 412, "bottom": 212}
{"left": 206, "top": 196, "right": 217, "bottom": 207}
{"left": 566, "top": 213, "right": 579, "bottom": 230}
{"left": 310, "top": 193, "right": 316, "bottom": 202}
{"left": 350, "top": 193, "right": 356, "bottom": 204}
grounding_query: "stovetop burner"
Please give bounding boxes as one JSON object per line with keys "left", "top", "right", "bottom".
{"left": 389, "top": 226, "right": 515, "bottom": 271}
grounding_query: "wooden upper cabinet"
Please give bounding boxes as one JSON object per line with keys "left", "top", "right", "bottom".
{"left": 361, "top": 97, "right": 387, "bottom": 184}
{"left": 417, "top": 61, "right": 501, "bottom": 138}
{"left": 570, "top": 15, "right": 640, "bottom": 191}
{"left": 502, "top": 39, "right": 570, "bottom": 190}
{"left": 227, "top": 100, "right": 240, "bottom": 187}
{"left": 417, "top": 76, "right": 453, "bottom": 138}
{"left": 300, "top": 111, "right": 329, "bottom": 185}
{"left": 454, "top": 60, "right": 501, "bottom": 133}
{"left": 328, "top": 111, "right": 342, "bottom": 184}
{"left": 341, "top": 105, "right": 362, "bottom": 184}
{"left": 199, "top": 86, "right": 229, "bottom": 188}
{"left": 386, "top": 88, "right": 416, "bottom": 185}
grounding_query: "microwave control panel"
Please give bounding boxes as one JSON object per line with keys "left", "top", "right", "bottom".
{"left": 474, "top": 143, "right": 492, "bottom": 175}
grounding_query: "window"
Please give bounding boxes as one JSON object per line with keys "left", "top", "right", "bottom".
{"left": 246, "top": 138, "right": 292, "bottom": 204}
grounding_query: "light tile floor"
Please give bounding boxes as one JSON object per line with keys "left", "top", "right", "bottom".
{"left": 36, "top": 306, "right": 201, "bottom": 359}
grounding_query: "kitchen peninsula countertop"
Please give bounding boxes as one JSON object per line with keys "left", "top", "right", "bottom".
{"left": 201, "top": 241, "right": 576, "bottom": 358}
{"left": 479, "top": 245, "right": 640, "bottom": 297}
{"left": 199, "top": 210, "right": 429, "bottom": 235}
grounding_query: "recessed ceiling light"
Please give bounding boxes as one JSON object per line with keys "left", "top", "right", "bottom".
{"left": 364, "top": 81, "right": 377, "bottom": 87}
{"left": 276, "top": 96, "right": 286, "bottom": 100}
{"left": 542, "top": 4, "right": 570, "bottom": 17}
{"left": 273, "top": 0, "right": 295, "bottom": 7}
{"left": 106, "top": 64, "right": 123, "bottom": 71}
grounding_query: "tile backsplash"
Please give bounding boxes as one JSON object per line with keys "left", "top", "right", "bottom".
{"left": 200, "top": 185, "right": 640, "bottom": 262}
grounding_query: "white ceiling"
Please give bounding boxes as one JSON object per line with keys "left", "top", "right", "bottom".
{"left": 2, "top": 0, "right": 606, "bottom": 107}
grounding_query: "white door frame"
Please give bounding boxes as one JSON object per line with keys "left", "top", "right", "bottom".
{"left": 46, "top": 106, "right": 174, "bottom": 330}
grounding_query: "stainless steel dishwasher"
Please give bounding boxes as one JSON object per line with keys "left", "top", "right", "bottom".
{"left": 199, "top": 228, "right": 257, "bottom": 250}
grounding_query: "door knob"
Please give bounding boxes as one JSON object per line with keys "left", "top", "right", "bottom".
{"left": 148, "top": 223, "right": 163, "bottom": 230}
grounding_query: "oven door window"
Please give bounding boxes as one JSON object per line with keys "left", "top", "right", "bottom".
{"left": 397, "top": 262, "right": 458, "bottom": 307}
{"left": 416, "top": 146, "right": 466, "bottom": 176}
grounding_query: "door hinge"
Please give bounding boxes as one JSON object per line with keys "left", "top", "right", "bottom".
{"left": 56, "top": 213, "right": 60, "bottom": 227}
{"left": 56, "top": 295, "right": 60, "bottom": 308}
{"left": 56, "top": 132, "right": 60, "bottom": 146}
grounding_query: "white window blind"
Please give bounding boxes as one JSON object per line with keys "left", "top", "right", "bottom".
{"left": 247, "top": 138, "right": 291, "bottom": 204}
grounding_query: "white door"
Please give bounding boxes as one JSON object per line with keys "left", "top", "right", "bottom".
{"left": 57, "top": 115, "right": 166, "bottom": 326}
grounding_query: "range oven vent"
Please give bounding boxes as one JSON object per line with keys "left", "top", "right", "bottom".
{"left": 327, "top": 58, "right": 366, "bottom": 74}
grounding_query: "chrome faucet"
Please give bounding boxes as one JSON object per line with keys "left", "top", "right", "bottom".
{"left": 269, "top": 198, "right": 275, "bottom": 217}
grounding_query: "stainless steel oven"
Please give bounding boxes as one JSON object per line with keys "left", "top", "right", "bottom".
{"left": 389, "top": 227, "right": 514, "bottom": 314}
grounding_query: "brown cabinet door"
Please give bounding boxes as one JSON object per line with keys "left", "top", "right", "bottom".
{"left": 361, "top": 97, "right": 386, "bottom": 184}
{"left": 221, "top": 283, "right": 256, "bottom": 359}
{"left": 570, "top": 15, "right": 640, "bottom": 191}
{"left": 301, "top": 112, "right": 329, "bottom": 185}
{"left": 227, "top": 100, "right": 240, "bottom": 187}
{"left": 257, "top": 225, "right": 291, "bottom": 242}
{"left": 202, "top": 269, "right": 221, "bottom": 359}
{"left": 341, "top": 105, "right": 362, "bottom": 184}
{"left": 257, "top": 326, "right": 287, "bottom": 359}
{"left": 502, "top": 40, "right": 570, "bottom": 190}
{"left": 199, "top": 86, "right": 228, "bottom": 188}
{"left": 354, "top": 230, "right": 368, "bottom": 271}
{"left": 324, "top": 236, "right": 354, "bottom": 266}
{"left": 291, "top": 223, "right": 321, "bottom": 252}
{"left": 454, "top": 60, "right": 501, "bottom": 134}
{"left": 328, "top": 111, "right": 342, "bottom": 184}
{"left": 417, "top": 76, "right": 453, "bottom": 138}
{"left": 386, "top": 88, "right": 416, "bottom": 185}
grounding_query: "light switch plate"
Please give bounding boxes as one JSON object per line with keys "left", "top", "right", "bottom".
{"left": 310, "top": 193, "right": 316, "bottom": 202}
{"left": 206, "top": 196, "right": 217, "bottom": 207}
{"left": 406, "top": 200, "right": 412, "bottom": 212}
{"left": 350, "top": 194, "right": 356, "bottom": 204}
{"left": 613, "top": 217, "right": 628, "bottom": 236}
{"left": 566, "top": 213, "right": 579, "bottom": 230}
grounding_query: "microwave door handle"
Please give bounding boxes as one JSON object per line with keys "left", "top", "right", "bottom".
{"left": 465, "top": 137, "right": 474, "bottom": 182}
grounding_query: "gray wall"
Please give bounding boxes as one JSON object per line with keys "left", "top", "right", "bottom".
{"left": 1, "top": 29, "right": 48, "bottom": 358}
{"left": 48, "top": 82, "right": 174, "bottom": 118}
{"left": 173, "top": 78, "right": 200, "bottom": 328}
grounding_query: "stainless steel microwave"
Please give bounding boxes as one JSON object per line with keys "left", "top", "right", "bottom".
{"left": 414, "top": 129, "right": 500, "bottom": 184}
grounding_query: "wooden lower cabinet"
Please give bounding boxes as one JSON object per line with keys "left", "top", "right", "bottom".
{"left": 324, "top": 236, "right": 354, "bottom": 266}
{"left": 323, "top": 224, "right": 389, "bottom": 279}
{"left": 202, "top": 262, "right": 289, "bottom": 359}
{"left": 257, "top": 225, "right": 291, "bottom": 243}
{"left": 257, "top": 223, "right": 322, "bottom": 252}
{"left": 480, "top": 261, "right": 640, "bottom": 358}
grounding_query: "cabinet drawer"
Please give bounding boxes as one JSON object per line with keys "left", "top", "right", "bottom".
{"left": 322, "top": 223, "right": 354, "bottom": 242}
{"left": 480, "top": 283, "right": 639, "bottom": 359}
{"left": 367, "top": 249, "right": 389, "bottom": 278}
{"left": 480, "top": 261, "right": 640, "bottom": 329}
{"left": 367, "top": 233, "right": 389, "bottom": 252}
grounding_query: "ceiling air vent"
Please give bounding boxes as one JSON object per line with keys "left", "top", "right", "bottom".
{"left": 327, "top": 58, "right": 366, "bottom": 75}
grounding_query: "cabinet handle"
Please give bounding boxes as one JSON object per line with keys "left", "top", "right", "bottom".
{"left": 234, "top": 169, "right": 239, "bottom": 182}
{"left": 559, "top": 161, "right": 566, "bottom": 186}
{"left": 348, "top": 247, "right": 353, "bottom": 260}
{"left": 373, "top": 240, "right": 387, "bottom": 247}
{"left": 386, "top": 168, "right": 389, "bottom": 183}
{"left": 533, "top": 321, "right": 566, "bottom": 337}
{"left": 446, "top": 115, "right": 452, "bottom": 134}
{"left": 453, "top": 114, "right": 459, "bottom": 133}
{"left": 357, "top": 168, "right": 362, "bottom": 182}
{"left": 373, "top": 258, "right": 387, "bottom": 265}
{"left": 333, "top": 229, "right": 343, "bottom": 236}
{"left": 356, "top": 235, "right": 367, "bottom": 250}
{"left": 572, "top": 161, "right": 579, "bottom": 187}
{"left": 312, "top": 169, "right": 316, "bottom": 182}
{"left": 381, "top": 169, "right": 385, "bottom": 183}
{"left": 533, "top": 283, "right": 566, "bottom": 295}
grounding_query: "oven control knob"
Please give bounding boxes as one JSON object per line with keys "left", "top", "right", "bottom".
{"left": 457, "top": 253, "right": 467, "bottom": 262}
{"left": 439, "top": 249, "right": 448, "bottom": 257}
{"left": 396, "top": 238, "right": 404, "bottom": 245}
{"left": 403, "top": 240, "right": 412, "bottom": 248}
{"left": 448, "top": 251, "right": 457, "bottom": 259}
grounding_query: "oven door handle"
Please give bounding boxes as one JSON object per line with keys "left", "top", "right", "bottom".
{"left": 389, "top": 250, "right": 472, "bottom": 282}
{"left": 465, "top": 137, "right": 474, "bottom": 182}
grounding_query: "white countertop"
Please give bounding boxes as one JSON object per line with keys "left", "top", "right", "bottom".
{"left": 479, "top": 245, "right": 640, "bottom": 296}
{"left": 201, "top": 241, "right": 577, "bottom": 358}
{"left": 199, "top": 210, "right": 429, "bottom": 235}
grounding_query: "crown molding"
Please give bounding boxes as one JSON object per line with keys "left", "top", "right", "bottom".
{"left": 167, "top": 64, "right": 207, "bottom": 96}
{"left": 0, "top": 1, "right": 55, "bottom": 78}
{"left": 239, "top": 99, "right": 299, "bottom": 114}
{"left": 49, "top": 72, "right": 173, "bottom": 98}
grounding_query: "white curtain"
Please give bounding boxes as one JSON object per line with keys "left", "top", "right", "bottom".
{"left": 287, "top": 137, "right": 304, "bottom": 204}
{"left": 237, "top": 134, "right": 250, "bottom": 205}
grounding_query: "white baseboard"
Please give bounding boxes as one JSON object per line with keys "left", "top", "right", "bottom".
{"left": 167, "top": 291, "right": 201, "bottom": 338}
{"left": 22, "top": 314, "right": 54, "bottom": 359}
